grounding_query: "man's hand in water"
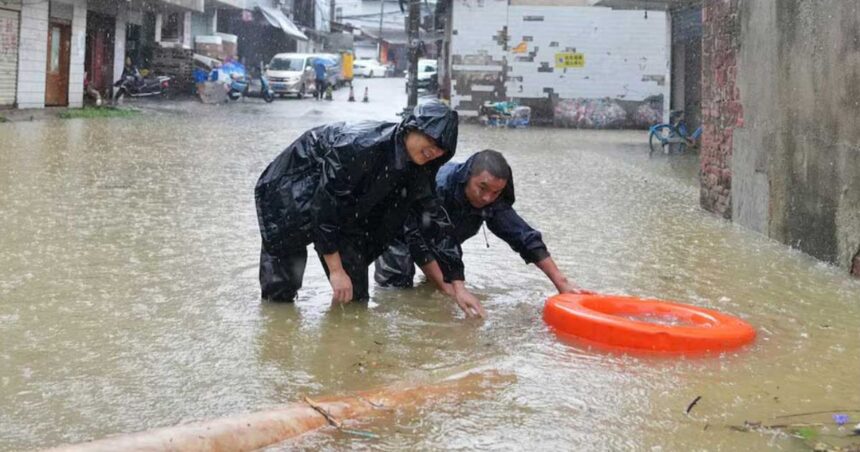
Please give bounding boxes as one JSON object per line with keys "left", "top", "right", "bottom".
{"left": 535, "top": 257, "right": 594, "bottom": 295}
{"left": 323, "top": 252, "right": 353, "bottom": 303}
{"left": 419, "top": 261, "right": 455, "bottom": 296}
{"left": 451, "top": 281, "right": 486, "bottom": 318}
{"left": 557, "top": 281, "right": 595, "bottom": 295}
{"left": 329, "top": 269, "right": 353, "bottom": 303}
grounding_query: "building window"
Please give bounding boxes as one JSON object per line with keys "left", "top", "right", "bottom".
{"left": 50, "top": 27, "right": 61, "bottom": 72}
{"left": 161, "top": 12, "right": 181, "bottom": 41}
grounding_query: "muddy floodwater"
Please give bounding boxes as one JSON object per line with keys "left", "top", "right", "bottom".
{"left": 1, "top": 80, "right": 859, "bottom": 450}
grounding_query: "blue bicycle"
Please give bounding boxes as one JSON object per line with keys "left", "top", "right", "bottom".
{"left": 649, "top": 110, "right": 702, "bottom": 157}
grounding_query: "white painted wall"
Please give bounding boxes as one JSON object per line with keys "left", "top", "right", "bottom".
{"left": 113, "top": 3, "right": 128, "bottom": 90}
{"left": 450, "top": 0, "right": 670, "bottom": 121}
{"left": 182, "top": 11, "right": 192, "bottom": 48}
{"left": 506, "top": 6, "right": 668, "bottom": 100}
{"left": 66, "top": 0, "right": 86, "bottom": 108}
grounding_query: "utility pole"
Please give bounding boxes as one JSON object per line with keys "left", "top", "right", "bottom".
{"left": 405, "top": 0, "right": 420, "bottom": 112}
{"left": 330, "top": 0, "right": 336, "bottom": 31}
{"left": 377, "top": 0, "right": 385, "bottom": 61}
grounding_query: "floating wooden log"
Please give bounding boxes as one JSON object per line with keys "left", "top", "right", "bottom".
{"left": 46, "top": 371, "right": 509, "bottom": 452}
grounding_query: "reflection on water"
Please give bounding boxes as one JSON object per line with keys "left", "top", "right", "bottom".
{"left": 1, "top": 92, "right": 859, "bottom": 450}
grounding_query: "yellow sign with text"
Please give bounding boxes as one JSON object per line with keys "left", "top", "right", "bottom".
{"left": 555, "top": 52, "right": 585, "bottom": 68}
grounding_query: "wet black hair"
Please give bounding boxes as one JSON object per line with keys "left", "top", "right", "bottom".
{"left": 469, "top": 149, "right": 512, "bottom": 181}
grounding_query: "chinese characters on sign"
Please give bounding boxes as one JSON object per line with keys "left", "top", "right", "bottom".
{"left": 555, "top": 52, "right": 585, "bottom": 68}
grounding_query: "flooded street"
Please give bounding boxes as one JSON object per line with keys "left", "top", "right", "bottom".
{"left": 1, "top": 78, "right": 859, "bottom": 451}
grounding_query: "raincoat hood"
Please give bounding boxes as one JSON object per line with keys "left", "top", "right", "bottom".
{"left": 451, "top": 152, "right": 515, "bottom": 207}
{"left": 400, "top": 100, "right": 459, "bottom": 170}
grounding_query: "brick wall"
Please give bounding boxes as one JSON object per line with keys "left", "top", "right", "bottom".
{"left": 699, "top": 0, "right": 742, "bottom": 219}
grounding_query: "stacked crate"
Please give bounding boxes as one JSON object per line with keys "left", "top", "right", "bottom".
{"left": 216, "top": 33, "right": 238, "bottom": 61}
{"left": 194, "top": 35, "right": 223, "bottom": 61}
{"left": 152, "top": 46, "right": 194, "bottom": 93}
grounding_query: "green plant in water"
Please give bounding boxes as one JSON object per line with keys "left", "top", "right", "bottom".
{"left": 795, "top": 426, "right": 818, "bottom": 441}
{"left": 59, "top": 107, "right": 139, "bottom": 119}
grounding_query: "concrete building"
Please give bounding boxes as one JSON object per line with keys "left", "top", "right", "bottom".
{"left": 699, "top": 0, "right": 860, "bottom": 276}
{"left": 0, "top": 0, "right": 206, "bottom": 109}
{"left": 7, "top": 0, "right": 88, "bottom": 108}
{"left": 445, "top": 0, "right": 671, "bottom": 127}
{"left": 338, "top": 0, "right": 437, "bottom": 71}
{"left": 0, "top": 0, "right": 320, "bottom": 109}
{"left": 214, "top": 0, "right": 311, "bottom": 65}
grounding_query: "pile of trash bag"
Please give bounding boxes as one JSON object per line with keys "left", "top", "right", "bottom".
{"left": 478, "top": 101, "right": 531, "bottom": 128}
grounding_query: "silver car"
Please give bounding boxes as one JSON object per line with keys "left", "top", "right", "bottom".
{"left": 266, "top": 53, "right": 315, "bottom": 98}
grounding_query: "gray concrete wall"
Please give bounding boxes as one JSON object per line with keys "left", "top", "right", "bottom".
{"left": 732, "top": 0, "right": 860, "bottom": 273}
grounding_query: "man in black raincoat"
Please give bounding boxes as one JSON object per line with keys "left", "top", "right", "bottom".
{"left": 255, "top": 100, "right": 481, "bottom": 313}
{"left": 374, "top": 150, "right": 590, "bottom": 315}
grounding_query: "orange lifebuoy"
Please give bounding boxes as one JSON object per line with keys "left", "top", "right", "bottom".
{"left": 543, "top": 294, "right": 756, "bottom": 353}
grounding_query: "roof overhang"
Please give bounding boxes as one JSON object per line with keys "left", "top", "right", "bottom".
{"left": 257, "top": 5, "right": 309, "bottom": 41}
{"left": 207, "top": 0, "right": 246, "bottom": 9}
{"left": 157, "top": 0, "right": 205, "bottom": 13}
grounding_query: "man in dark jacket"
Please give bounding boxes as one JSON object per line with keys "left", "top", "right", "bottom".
{"left": 374, "top": 149, "right": 589, "bottom": 315}
{"left": 255, "top": 100, "right": 481, "bottom": 313}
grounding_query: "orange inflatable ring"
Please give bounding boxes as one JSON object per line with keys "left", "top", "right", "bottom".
{"left": 544, "top": 294, "right": 756, "bottom": 353}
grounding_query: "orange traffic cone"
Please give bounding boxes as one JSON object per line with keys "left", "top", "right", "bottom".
{"left": 348, "top": 85, "right": 355, "bottom": 102}
{"left": 362, "top": 87, "right": 369, "bottom": 103}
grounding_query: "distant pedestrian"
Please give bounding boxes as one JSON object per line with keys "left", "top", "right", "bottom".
{"left": 312, "top": 58, "right": 327, "bottom": 100}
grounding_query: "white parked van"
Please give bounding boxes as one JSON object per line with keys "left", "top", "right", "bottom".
{"left": 266, "top": 53, "right": 315, "bottom": 98}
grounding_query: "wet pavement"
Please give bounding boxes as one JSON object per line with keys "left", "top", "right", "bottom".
{"left": 1, "top": 77, "right": 859, "bottom": 451}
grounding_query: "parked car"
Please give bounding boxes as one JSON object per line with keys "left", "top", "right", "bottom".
{"left": 405, "top": 59, "right": 438, "bottom": 93}
{"left": 266, "top": 53, "right": 315, "bottom": 98}
{"left": 353, "top": 59, "right": 388, "bottom": 78}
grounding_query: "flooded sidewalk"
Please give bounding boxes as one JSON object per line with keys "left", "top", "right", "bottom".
{"left": 1, "top": 78, "right": 858, "bottom": 451}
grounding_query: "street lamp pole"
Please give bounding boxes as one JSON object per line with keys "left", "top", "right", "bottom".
{"left": 377, "top": 0, "right": 384, "bottom": 61}
{"left": 405, "top": 0, "right": 420, "bottom": 111}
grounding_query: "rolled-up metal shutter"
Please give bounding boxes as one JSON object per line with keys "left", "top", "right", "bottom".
{"left": 0, "top": 8, "right": 20, "bottom": 107}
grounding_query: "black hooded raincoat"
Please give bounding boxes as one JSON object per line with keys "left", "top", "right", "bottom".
{"left": 255, "top": 100, "right": 462, "bottom": 300}
{"left": 374, "top": 152, "right": 549, "bottom": 287}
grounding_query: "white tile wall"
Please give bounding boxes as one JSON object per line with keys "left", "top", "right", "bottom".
{"left": 15, "top": 0, "right": 48, "bottom": 108}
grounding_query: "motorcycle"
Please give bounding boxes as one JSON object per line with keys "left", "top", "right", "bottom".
{"left": 227, "top": 63, "right": 274, "bottom": 103}
{"left": 113, "top": 68, "right": 173, "bottom": 104}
